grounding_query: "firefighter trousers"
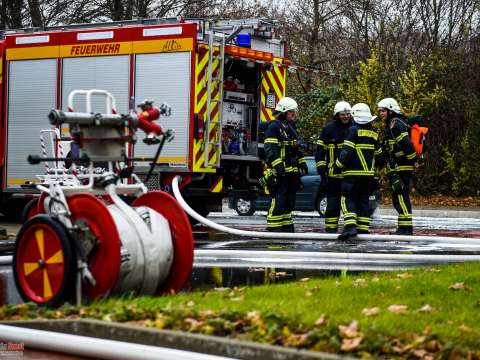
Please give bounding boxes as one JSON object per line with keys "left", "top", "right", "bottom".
{"left": 267, "top": 174, "right": 297, "bottom": 232}
{"left": 391, "top": 172, "right": 413, "bottom": 232}
{"left": 340, "top": 177, "right": 372, "bottom": 233}
{"left": 324, "top": 177, "right": 343, "bottom": 233}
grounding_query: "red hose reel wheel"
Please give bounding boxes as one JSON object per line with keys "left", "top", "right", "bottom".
{"left": 13, "top": 215, "right": 77, "bottom": 307}
{"left": 67, "top": 193, "right": 121, "bottom": 300}
{"left": 133, "top": 191, "right": 194, "bottom": 293}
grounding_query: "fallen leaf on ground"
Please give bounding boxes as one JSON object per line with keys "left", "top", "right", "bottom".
{"left": 459, "top": 324, "right": 472, "bottom": 332}
{"left": 246, "top": 311, "right": 260, "bottom": 320}
{"left": 412, "top": 335, "right": 426, "bottom": 345}
{"left": 353, "top": 278, "right": 367, "bottom": 287}
{"left": 315, "top": 314, "right": 328, "bottom": 326}
{"left": 412, "top": 349, "right": 428, "bottom": 358}
{"left": 213, "top": 287, "right": 229, "bottom": 292}
{"left": 449, "top": 282, "right": 472, "bottom": 291}
{"left": 200, "top": 310, "right": 215, "bottom": 318}
{"left": 362, "top": 307, "right": 380, "bottom": 316}
{"left": 185, "top": 318, "right": 204, "bottom": 331}
{"left": 425, "top": 340, "right": 441, "bottom": 351}
{"left": 339, "top": 320, "right": 360, "bottom": 338}
{"left": 341, "top": 337, "right": 363, "bottom": 352}
{"left": 388, "top": 305, "right": 409, "bottom": 314}
{"left": 285, "top": 333, "right": 308, "bottom": 347}
{"left": 418, "top": 304, "right": 433, "bottom": 313}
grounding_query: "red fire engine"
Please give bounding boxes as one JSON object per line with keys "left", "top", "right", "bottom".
{"left": 0, "top": 18, "right": 288, "bottom": 218}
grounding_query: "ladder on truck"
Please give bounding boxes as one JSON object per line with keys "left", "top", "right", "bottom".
{"left": 203, "top": 30, "right": 225, "bottom": 168}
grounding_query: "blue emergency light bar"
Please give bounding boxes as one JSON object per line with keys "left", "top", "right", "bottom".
{"left": 236, "top": 33, "right": 251, "bottom": 48}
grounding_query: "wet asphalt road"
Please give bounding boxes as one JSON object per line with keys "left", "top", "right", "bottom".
{"left": 3, "top": 208, "right": 480, "bottom": 256}
{"left": 193, "top": 209, "right": 480, "bottom": 255}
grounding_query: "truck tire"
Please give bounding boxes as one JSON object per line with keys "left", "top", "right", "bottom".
{"left": 234, "top": 197, "right": 255, "bottom": 216}
{"left": 317, "top": 196, "right": 327, "bottom": 218}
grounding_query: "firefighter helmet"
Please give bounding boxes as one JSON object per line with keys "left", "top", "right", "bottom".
{"left": 275, "top": 97, "right": 298, "bottom": 113}
{"left": 352, "top": 103, "right": 375, "bottom": 124}
{"left": 377, "top": 97, "right": 402, "bottom": 114}
{"left": 333, "top": 101, "right": 352, "bottom": 116}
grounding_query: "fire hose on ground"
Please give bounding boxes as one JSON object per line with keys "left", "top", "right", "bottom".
{"left": 172, "top": 176, "right": 480, "bottom": 246}
{"left": 0, "top": 324, "right": 234, "bottom": 360}
{"left": 172, "top": 176, "right": 480, "bottom": 268}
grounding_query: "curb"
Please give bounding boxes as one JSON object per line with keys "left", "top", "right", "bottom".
{"left": 2, "top": 319, "right": 352, "bottom": 360}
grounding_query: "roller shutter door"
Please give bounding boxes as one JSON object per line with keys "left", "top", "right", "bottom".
{"left": 62, "top": 56, "right": 129, "bottom": 114}
{"left": 134, "top": 52, "right": 191, "bottom": 168}
{"left": 7, "top": 59, "right": 57, "bottom": 188}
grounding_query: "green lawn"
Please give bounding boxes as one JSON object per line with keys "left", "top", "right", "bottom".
{"left": 2, "top": 263, "right": 480, "bottom": 358}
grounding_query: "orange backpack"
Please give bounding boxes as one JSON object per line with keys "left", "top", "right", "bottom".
{"left": 407, "top": 115, "right": 429, "bottom": 156}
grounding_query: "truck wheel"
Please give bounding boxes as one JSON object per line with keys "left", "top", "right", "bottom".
{"left": 13, "top": 215, "right": 77, "bottom": 308}
{"left": 317, "top": 197, "right": 327, "bottom": 217}
{"left": 234, "top": 198, "right": 255, "bottom": 216}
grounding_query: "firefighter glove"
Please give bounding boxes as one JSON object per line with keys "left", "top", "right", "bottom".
{"left": 259, "top": 169, "right": 278, "bottom": 191}
{"left": 273, "top": 162, "right": 285, "bottom": 176}
{"left": 317, "top": 165, "right": 327, "bottom": 177}
{"left": 332, "top": 164, "right": 342, "bottom": 176}
{"left": 159, "top": 103, "right": 172, "bottom": 117}
{"left": 298, "top": 162, "right": 308, "bottom": 176}
{"left": 389, "top": 172, "right": 405, "bottom": 193}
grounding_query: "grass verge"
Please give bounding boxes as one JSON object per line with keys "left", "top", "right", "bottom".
{"left": 2, "top": 263, "right": 480, "bottom": 358}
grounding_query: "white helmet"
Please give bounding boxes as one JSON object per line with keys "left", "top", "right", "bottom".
{"left": 352, "top": 103, "right": 375, "bottom": 124}
{"left": 333, "top": 101, "right": 352, "bottom": 116}
{"left": 275, "top": 97, "right": 298, "bottom": 113}
{"left": 377, "top": 97, "right": 402, "bottom": 114}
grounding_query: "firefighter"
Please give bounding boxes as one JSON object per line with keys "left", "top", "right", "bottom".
{"left": 315, "top": 101, "right": 353, "bottom": 233}
{"left": 333, "top": 103, "right": 382, "bottom": 240}
{"left": 263, "top": 97, "right": 307, "bottom": 232}
{"left": 378, "top": 97, "right": 417, "bottom": 235}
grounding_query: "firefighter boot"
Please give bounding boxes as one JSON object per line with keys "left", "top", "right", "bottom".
{"left": 338, "top": 225, "right": 357, "bottom": 241}
{"left": 394, "top": 228, "right": 413, "bottom": 236}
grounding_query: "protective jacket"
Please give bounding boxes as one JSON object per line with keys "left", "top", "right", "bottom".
{"left": 264, "top": 119, "right": 305, "bottom": 174}
{"left": 315, "top": 118, "right": 352, "bottom": 178}
{"left": 383, "top": 115, "right": 417, "bottom": 172}
{"left": 335, "top": 123, "right": 382, "bottom": 176}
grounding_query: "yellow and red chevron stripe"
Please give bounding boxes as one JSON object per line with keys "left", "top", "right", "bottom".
{"left": 260, "top": 59, "right": 286, "bottom": 122}
{"left": 210, "top": 176, "right": 223, "bottom": 193}
{"left": 193, "top": 45, "right": 221, "bottom": 173}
